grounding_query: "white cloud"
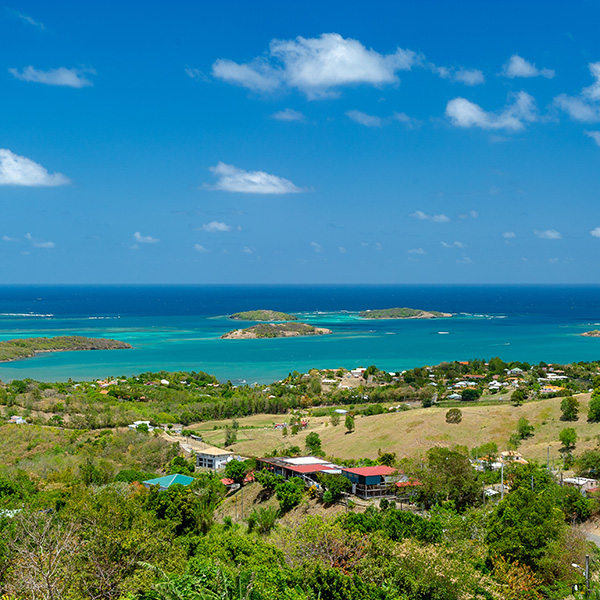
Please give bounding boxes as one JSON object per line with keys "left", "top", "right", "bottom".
{"left": 534, "top": 229, "right": 562, "bottom": 240}
{"left": 500, "top": 54, "right": 555, "bottom": 79}
{"left": 2, "top": 235, "right": 16, "bottom": 242}
{"left": 212, "top": 33, "right": 420, "bottom": 98}
{"left": 446, "top": 91, "right": 537, "bottom": 131}
{"left": 407, "top": 247, "right": 426, "bottom": 255}
{"left": 242, "top": 246, "right": 255, "bottom": 254}
{"left": 0, "top": 149, "right": 70, "bottom": 186}
{"left": 433, "top": 64, "right": 484, "bottom": 86}
{"left": 201, "top": 221, "right": 232, "bottom": 233}
{"left": 193, "top": 244, "right": 209, "bottom": 253}
{"left": 9, "top": 66, "right": 95, "bottom": 88}
{"left": 503, "top": 231, "right": 516, "bottom": 239}
{"left": 555, "top": 62, "right": 600, "bottom": 122}
{"left": 133, "top": 232, "right": 159, "bottom": 244}
{"left": 410, "top": 210, "right": 450, "bottom": 223}
{"left": 590, "top": 227, "right": 600, "bottom": 238}
{"left": 346, "top": 110, "right": 383, "bottom": 127}
{"left": 271, "top": 108, "right": 305, "bottom": 121}
{"left": 347, "top": 110, "right": 418, "bottom": 128}
{"left": 458, "top": 210, "right": 479, "bottom": 219}
{"left": 453, "top": 68, "right": 485, "bottom": 86}
{"left": 457, "top": 255, "right": 472, "bottom": 264}
{"left": 310, "top": 241, "right": 322, "bottom": 253}
{"left": 206, "top": 162, "right": 303, "bottom": 194}
{"left": 25, "top": 233, "right": 54, "bottom": 248}
{"left": 441, "top": 241, "right": 465, "bottom": 248}
{"left": 338, "top": 246, "right": 347, "bottom": 254}
{"left": 585, "top": 131, "right": 600, "bottom": 146}
{"left": 12, "top": 10, "right": 45, "bottom": 29}
{"left": 185, "top": 68, "right": 210, "bottom": 82}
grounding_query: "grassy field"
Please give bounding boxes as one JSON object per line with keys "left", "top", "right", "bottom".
{"left": 191, "top": 394, "right": 600, "bottom": 464}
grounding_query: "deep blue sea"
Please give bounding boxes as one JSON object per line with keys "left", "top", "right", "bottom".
{"left": 0, "top": 284, "right": 599, "bottom": 383}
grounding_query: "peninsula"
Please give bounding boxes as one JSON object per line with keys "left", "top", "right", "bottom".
{"left": 581, "top": 330, "right": 600, "bottom": 337}
{"left": 222, "top": 322, "right": 332, "bottom": 339}
{"left": 230, "top": 309, "right": 298, "bottom": 321}
{"left": 359, "top": 307, "right": 452, "bottom": 319}
{"left": 0, "top": 336, "right": 132, "bottom": 363}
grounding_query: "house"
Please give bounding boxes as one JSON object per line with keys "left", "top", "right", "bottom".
{"left": 500, "top": 450, "right": 528, "bottom": 465}
{"left": 563, "top": 477, "right": 598, "bottom": 495}
{"left": 256, "top": 456, "right": 342, "bottom": 484}
{"left": 128, "top": 420, "right": 154, "bottom": 432}
{"left": 341, "top": 465, "right": 400, "bottom": 499}
{"left": 143, "top": 473, "right": 194, "bottom": 491}
{"left": 8, "top": 415, "right": 26, "bottom": 425}
{"left": 196, "top": 446, "right": 234, "bottom": 470}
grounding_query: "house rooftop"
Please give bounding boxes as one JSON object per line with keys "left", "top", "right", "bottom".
{"left": 342, "top": 465, "right": 398, "bottom": 477}
{"left": 143, "top": 474, "right": 195, "bottom": 489}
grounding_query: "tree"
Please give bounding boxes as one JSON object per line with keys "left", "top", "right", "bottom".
{"left": 461, "top": 388, "right": 479, "bottom": 402}
{"left": 486, "top": 487, "right": 566, "bottom": 569}
{"left": 330, "top": 413, "right": 340, "bottom": 427}
{"left": 445, "top": 408, "right": 462, "bottom": 424}
{"left": 511, "top": 389, "right": 527, "bottom": 406}
{"left": 224, "top": 427, "right": 237, "bottom": 447}
{"left": 516, "top": 417, "right": 534, "bottom": 439}
{"left": 224, "top": 459, "right": 248, "bottom": 485}
{"left": 305, "top": 432, "right": 323, "bottom": 455}
{"left": 275, "top": 477, "right": 304, "bottom": 512}
{"left": 559, "top": 427, "right": 577, "bottom": 468}
{"left": 168, "top": 455, "right": 194, "bottom": 476}
{"left": 560, "top": 396, "right": 579, "bottom": 421}
{"left": 317, "top": 473, "right": 352, "bottom": 502}
{"left": 345, "top": 414, "right": 355, "bottom": 433}
{"left": 559, "top": 427, "right": 577, "bottom": 451}
{"left": 411, "top": 447, "right": 481, "bottom": 511}
{"left": 588, "top": 392, "right": 600, "bottom": 422}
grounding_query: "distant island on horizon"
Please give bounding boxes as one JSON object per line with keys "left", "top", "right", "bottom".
{"left": 230, "top": 309, "right": 298, "bottom": 321}
{"left": 359, "top": 307, "right": 452, "bottom": 319}
{"left": 222, "top": 322, "right": 332, "bottom": 339}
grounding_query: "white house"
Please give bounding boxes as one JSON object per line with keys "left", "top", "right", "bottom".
{"left": 196, "top": 446, "right": 234, "bottom": 470}
{"left": 128, "top": 420, "right": 154, "bottom": 432}
{"left": 9, "top": 415, "right": 26, "bottom": 425}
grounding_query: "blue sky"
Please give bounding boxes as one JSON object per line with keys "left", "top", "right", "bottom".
{"left": 2, "top": 0, "right": 600, "bottom": 283}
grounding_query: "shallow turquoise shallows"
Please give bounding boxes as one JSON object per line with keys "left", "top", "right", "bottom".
{"left": 0, "top": 284, "right": 598, "bottom": 383}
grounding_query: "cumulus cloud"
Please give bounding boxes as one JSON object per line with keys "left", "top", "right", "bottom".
{"left": 346, "top": 110, "right": 383, "bottom": 127}
{"left": 206, "top": 162, "right": 303, "bottom": 194}
{"left": 500, "top": 54, "right": 555, "bottom": 79}
{"left": 503, "top": 231, "right": 516, "bottom": 239}
{"left": 310, "top": 241, "right": 322, "bottom": 253}
{"left": 436, "top": 65, "right": 485, "bottom": 86}
{"left": 271, "top": 108, "right": 305, "bottom": 121}
{"left": 133, "top": 232, "right": 159, "bottom": 244}
{"left": 201, "top": 221, "right": 232, "bottom": 233}
{"left": 534, "top": 229, "right": 562, "bottom": 240}
{"left": 0, "top": 149, "right": 70, "bottom": 186}
{"left": 441, "top": 241, "right": 465, "bottom": 248}
{"left": 555, "top": 62, "right": 600, "bottom": 122}
{"left": 193, "top": 244, "right": 209, "bottom": 253}
{"left": 446, "top": 91, "right": 537, "bottom": 131}
{"left": 9, "top": 66, "right": 95, "bottom": 88}
{"left": 590, "top": 227, "right": 600, "bottom": 238}
{"left": 585, "top": 131, "right": 600, "bottom": 145}
{"left": 407, "top": 247, "right": 426, "bottom": 255}
{"left": 410, "top": 210, "right": 450, "bottom": 223}
{"left": 185, "top": 67, "right": 210, "bottom": 82}
{"left": 212, "top": 33, "right": 420, "bottom": 98}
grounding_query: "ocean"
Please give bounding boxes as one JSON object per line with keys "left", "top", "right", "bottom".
{"left": 0, "top": 284, "right": 599, "bottom": 384}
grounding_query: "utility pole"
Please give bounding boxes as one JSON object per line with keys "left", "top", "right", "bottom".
{"left": 501, "top": 463, "right": 504, "bottom": 501}
{"left": 547, "top": 446, "right": 550, "bottom": 470}
{"left": 585, "top": 554, "right": 590, "bottom": 595}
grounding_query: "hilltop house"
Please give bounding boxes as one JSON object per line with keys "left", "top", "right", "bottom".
{"left": 196, "top": 446, "right": 234, "bottom": 470}
{"left": 143, "top": 473, "right": 194, "bottom": 491}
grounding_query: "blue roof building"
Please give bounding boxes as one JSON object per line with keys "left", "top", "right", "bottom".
{"left": 143, "top": 473, "right": 194, "bottom": 491}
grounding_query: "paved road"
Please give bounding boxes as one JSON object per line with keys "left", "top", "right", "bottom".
{"left": 584, "top": 532, "right": 600, "bottom": 547}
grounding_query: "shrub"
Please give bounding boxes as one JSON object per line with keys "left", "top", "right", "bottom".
{"left": 445, "top": 408, "right": 462, "bottom": 424}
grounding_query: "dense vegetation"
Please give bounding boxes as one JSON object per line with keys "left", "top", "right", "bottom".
{"left": 0, "top": 336, "right": 131, "bottom": 363}
{"left": 358, "top": 307, "right": 450, "bottom": 319}
{"left": 230, "top": 309, "right": 298, "bottom": 321}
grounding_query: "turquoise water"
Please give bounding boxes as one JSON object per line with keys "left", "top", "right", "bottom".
{"left": 0, "top": 285, "right": 598, "bottom": 383}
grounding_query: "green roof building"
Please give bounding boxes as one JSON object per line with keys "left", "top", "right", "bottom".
{"left": 143, "top": 473, "right": 194, "bottom": 491}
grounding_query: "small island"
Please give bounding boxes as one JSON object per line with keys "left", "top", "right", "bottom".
{"left": 0, "top": 336, "right": 132, "bottom": 363}
{"left": 230, "top": 309, "right": 298, "bottom": 321}
{"left": 581, "top": 330, "right": 600, "bottom": 337}
{"left": 222, "top": 322, "right": 332, "bottom": 339}
{"left": 359, "top": 307, "right": 452, "bottom": 319}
